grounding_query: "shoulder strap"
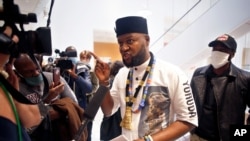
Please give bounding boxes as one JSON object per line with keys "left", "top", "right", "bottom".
{"left": 0, "top": 74, "right": 33, "bottom": 104}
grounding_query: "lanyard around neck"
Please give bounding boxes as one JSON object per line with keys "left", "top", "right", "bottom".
{"left": 125, "top": 52, "right": 155, "bottom": 112}
{"left": 0, "top": 81, "right": 22, "bottom": 141}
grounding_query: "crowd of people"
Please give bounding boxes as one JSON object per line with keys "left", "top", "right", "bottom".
{"left": 0, "top": 14, "right": 249, "bottom": 141}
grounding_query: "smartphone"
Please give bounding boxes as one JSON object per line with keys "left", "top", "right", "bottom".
{"left": 53, "top": 67, "right": 60, "bottom": 86}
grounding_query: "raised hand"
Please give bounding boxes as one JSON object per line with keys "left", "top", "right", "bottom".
{"left": 89, "top": 51, "right": 110, "bottom": 83}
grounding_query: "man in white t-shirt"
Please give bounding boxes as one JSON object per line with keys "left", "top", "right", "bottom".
{"left": 94, "top": 16, "right": 198, "bottom": 141}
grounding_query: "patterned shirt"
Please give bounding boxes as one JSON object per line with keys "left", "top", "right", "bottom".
{"left": 110, "top": 57, "right": 198, "bottom": 140}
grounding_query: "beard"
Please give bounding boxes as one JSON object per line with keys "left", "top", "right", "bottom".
{"left": 123, "top": 45, "right": 147, "bottom": 68}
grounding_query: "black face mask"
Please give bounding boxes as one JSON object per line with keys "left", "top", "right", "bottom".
{"left": 0, "top": 33, "right": 18, "bottom": 56}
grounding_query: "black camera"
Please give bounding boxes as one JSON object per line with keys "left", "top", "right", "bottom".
{"left": 55, "top": 49, "right": 77, "bottom": 58}
{"left": 0, "top": 0, "right": 52, "bottom": 56}
{"left": 54, "top": 49, "right": 77, "bottom": 70}
{"left": 56, "top": 59, "right": 74, "bottom": 70}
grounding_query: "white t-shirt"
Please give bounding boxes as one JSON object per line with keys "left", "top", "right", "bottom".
{"left": 110, "top": 57, "right": 198, "bottom": 140}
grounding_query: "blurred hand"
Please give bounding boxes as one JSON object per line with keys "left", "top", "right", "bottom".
{"left": 95, "top": 60, "right": 110, "bottom": 83}
{"left": 44, "top": 82, "right": 65, "bottom": 103}
{"left": 89, "top": 51, "right": 110, "bottom": 82}
{"left": 66, "top": 64, "right": 77, "bottom": 79}
{"left": 247, "top": 114, "right": 250, "bottom": 125}
{"left": 3, "top": 26, "right": 19, "bottom": 43}
{"left": 5, "top": 59, "right": 19, "bottom": 90}
{"left": 1, "top": 26, "right": 19, "bottom": 89}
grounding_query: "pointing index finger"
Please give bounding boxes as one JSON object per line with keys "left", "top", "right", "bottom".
{"left": 89, "top": 51, "right": 103, "bottom": 63}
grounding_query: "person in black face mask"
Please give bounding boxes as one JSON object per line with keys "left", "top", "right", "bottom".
{"left": 0, "top": 26, "right": 42, "bottom": 141}
{"left": 190, "top": 34, "right": 250, "bottom": 141}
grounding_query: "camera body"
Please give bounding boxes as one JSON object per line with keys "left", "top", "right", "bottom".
{"left": 56, "top": 59, "right": 74, "bottom": 70}
{"left": 54, "top": 49, "right": 77, "bottom": 70}
{"left": 54, "top": 49, "right": 91, "bottom": 75}
{"left": 0, "top": 0, "right": 52, "bottom": 56}
{"left": 17, "top": 27, "right": 52, "bottom": 56}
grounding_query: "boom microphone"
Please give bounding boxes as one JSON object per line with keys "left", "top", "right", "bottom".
{"left": 72, "top": 85, "right": 109, "bottom": 141}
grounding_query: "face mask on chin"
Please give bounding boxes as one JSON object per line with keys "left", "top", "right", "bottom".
{"left": 68, "top": 57, "right": 78, "bottom": 65}
{"left": 210, "top": 51, "right": 230, "bottom": 69}
{"left": 80, "top": 60, "right": 89, "bottom": 65}
{"left": 24, "top": 73, "right": 43, "bottom": 86}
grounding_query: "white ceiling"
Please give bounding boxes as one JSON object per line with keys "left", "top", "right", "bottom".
{"left": 3, "top": 0, "right": 250, "bottom": 73}
{"left": 2, "top": 0, "right": 218, "bottom": 48}
{"left": 10, "top": 0, "right": 217, "bottom": 37}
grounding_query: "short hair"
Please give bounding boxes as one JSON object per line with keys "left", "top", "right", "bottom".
{"left": 80, "top": 50, "right": 92, "bottom": 60}
{"left": 65, "top": 46, "right": 76, "bottom": 52}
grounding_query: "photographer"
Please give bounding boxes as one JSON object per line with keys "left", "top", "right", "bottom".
{"left": 0, "top": 26, "right": 41, "bottom": 141}
{"left": 79, "top": 50, "right": 99, "bottom": 103}
{"left": 58, "top": 46, "right": 92, "bottom": 140}
{"left": 61, "top": 46, "right": 92, "bottom": 109}
{"left": 79, "top": 50, "right": 99, "bottom": 141}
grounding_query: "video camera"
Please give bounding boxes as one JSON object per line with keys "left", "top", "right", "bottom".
{"left": 55, "top": 49, "right": 77, "bottom": 58}
{"left": 54, "top": 49, "right": 91, "bottom": 76}
{"left": 54, "top": 49, "right": 77, "bottom": 70}
{"left": 0, "top": 0, "right": 52, "bottom": 56}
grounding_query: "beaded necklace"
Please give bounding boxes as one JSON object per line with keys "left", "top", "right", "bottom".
{"left": 120, "top": 52, "right": 155, "bottom": 130}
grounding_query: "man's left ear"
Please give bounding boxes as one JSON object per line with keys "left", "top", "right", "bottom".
{"left": 145, "top": 36, "right": 150, "bottom": 47}
{"left": 145, "top": 35, "right": 150, "bottom": 42}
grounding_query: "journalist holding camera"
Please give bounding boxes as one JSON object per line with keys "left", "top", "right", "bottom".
{"left": 0, "top": 0, "right": 77, "bottom": 141}
{"left": 53, "top": 46, "right": 93, "bottom": 141}
{"left": 0, "top": 26, "right": 42, "bottom": 141}
{"left": 59, "top": 46, "right": 93, "bottom": 109}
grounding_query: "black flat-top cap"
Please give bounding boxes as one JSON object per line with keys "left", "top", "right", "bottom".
{"left": 208, "top": 34, "right": 237, "bottom": 52}
{"left": 115, "top": 16, "right": 148, "bottom": 37}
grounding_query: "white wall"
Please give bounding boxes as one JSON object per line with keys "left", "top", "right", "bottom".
{"left": 50, "top": 0, "right": 94, "bottom": 55}
{"left": 49, "top": 0, "right": 194, "bottom": 57}
{"left": 155, "top": 0, "right": 250, "bottom": 68}
{"left": 47, "top": 0, "right": 250, "bottom": 76}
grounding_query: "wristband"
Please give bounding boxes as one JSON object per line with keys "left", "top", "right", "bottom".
{"left": 148, "top": 135, "right": 153, "bottom": 141}
{"left": 99, "top": 79, "right": 110, "bottom": 88}
{"left": 144, "top": 135, "right": 150, "bottom": 141}
{"left": 144, "top": 135, "right": 153, "bottom": 141}
{"left": 103, "top": 83, "right": 110, "bottom": 88}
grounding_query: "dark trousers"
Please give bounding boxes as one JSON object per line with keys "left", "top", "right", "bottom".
{"left": 86, "top": 121, "right": 93, "bottom": 141}
{"left": 100, "top": 108, "right": 122, "bottom": 140}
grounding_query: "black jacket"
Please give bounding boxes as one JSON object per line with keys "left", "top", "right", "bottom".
{"left": 190, "top": 63, "right": 250, "bottom": 141}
